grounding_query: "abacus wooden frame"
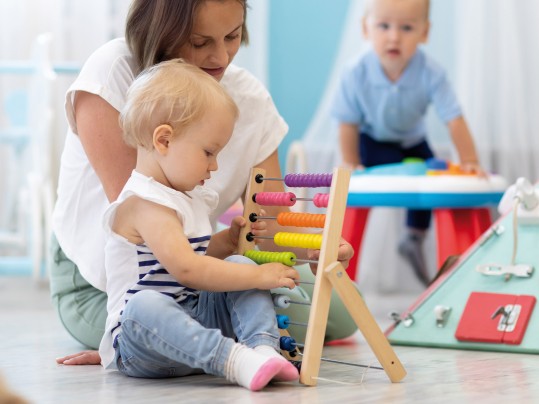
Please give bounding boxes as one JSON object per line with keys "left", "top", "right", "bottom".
{"left": 238, "top": 167, "right": 406, "bottom": 386}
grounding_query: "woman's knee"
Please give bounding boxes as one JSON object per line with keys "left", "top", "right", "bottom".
{"left": 54, "top": 290, "right": 107, "bottom": 349}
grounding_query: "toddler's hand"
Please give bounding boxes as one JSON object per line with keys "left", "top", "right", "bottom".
{"left": 228, "top": 215, "right": 247, "bottom": 248}
{"left": 229, "top": 211, "right": 268, "bottom": 248}
{"left": 249, "top": 209, "right": 268, "bottom": 245}
{"left": 341, "top": 162, "right": 364, "bottom": 172}
{"left": 259, "top": 262, "right": 299, "bottom": 290}
{"left": 461, "top": 162, "right": 487, "bottom": 178}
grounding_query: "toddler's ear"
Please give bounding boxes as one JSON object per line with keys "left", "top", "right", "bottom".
{"left": 153, "top": 124, "right": 174, "bottom": 154}
{"left": 421, "top": 21, "right": 431, "bottom": 43}
{"left": 361, "top": 17, "right": 369, "bottom": 39}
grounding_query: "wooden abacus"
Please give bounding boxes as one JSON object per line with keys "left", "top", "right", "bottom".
{"left": 237, "top": 167, "right": 406, "bottom": 386}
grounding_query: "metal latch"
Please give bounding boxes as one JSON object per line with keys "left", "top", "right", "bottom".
{"left": 476, "top": 264, "right": 533, "bottom": 278}
{"left": 491, "top": 304, "right": 521, "bottom": 332}
{"left": 434, "top": 305, "right": 451, "bottom": 328}
{"left": 389, "top": 312, "right": 414, "bottom": 327}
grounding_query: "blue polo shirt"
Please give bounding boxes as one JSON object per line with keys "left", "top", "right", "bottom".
{"left": 331, "top": 48, "right": 462, "bottom": 148}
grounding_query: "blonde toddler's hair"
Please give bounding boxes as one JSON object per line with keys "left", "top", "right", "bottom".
{"left": 120, "top": 59, "right": 239, "bottom": 150}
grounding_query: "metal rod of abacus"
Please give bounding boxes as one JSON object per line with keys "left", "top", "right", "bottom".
{"left": 287, "top": 299, "right": 311, "bottom": 306}
{"left": 301, "top": 352, "right": 384, "bottom": 371}
{"left": 294, "top": 197, "right": 318, "bottom": 202}
{"left": 276, "top": 314, "right": 307, "bottom": 329}
{"left": 256, "top": 176, "right": 282, "bottom": 182}
{"left": 250, "top": 214, "right": 278, "bottom": 221}
{"left": 295, "top": 258, "right": 318, "bottom": 265}
{"left": 282, "top": 339, "right": 383, "bottom": 371}
{"left": 286, "top": 319, "right": 308, "bottom": 327}
{"left": 247, "top": 235, "right": 274, "bottom": 241}
{"left": 272, "top": 294, "right": 312, "bottom": 309}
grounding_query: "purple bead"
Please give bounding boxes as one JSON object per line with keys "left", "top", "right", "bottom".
{"left": 284, "top": 173, "right": 333, "bottom": 188}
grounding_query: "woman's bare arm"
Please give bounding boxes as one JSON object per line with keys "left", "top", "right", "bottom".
{"left": 74, "top": 91, "right": 136, "bottom": 202}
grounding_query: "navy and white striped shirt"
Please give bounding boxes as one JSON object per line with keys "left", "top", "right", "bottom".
{"left": 99, "top": 170, "right": 218, "bottom": 369}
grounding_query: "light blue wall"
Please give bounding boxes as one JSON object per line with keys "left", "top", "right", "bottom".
{"left": 269, "top": 0, "right": 351, "bottom": 169}
{"left": 422, "top": 1, "right": 457, "bottom": 148}
{"left": 267, "top": 0, "right": 457, "bottom": 169}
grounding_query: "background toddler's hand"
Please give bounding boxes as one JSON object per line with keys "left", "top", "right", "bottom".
{"left": 341, "top": 162, "right": 364, "bottom": 172}
{"left": 461, "top": 162, "right": 487, "bottom": 178}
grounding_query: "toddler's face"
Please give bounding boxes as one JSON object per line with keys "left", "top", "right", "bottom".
{"left": 363, "top": 0, "right": 429, "bottom": 78}
{"left": 159, "top": 105, "right": 235, "bottom": 192}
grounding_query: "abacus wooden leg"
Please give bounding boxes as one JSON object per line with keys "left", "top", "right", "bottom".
{"left": 325, "top": 262, "right": 407, "bottom": 383}
{"left": 299, "top": 168, "right": 351, "bottom": 386}
{"left": 298, "top": 269, "right": 334, "bottom": 386}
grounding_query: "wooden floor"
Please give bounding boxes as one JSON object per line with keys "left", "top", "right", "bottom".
{"left": 2, "top": 276, "right": 539, "bottom": 404}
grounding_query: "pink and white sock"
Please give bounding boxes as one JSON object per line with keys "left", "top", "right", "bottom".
{"left": 254, "top": 345, "right": 299, "bottom": 382}
{"left": 226, "top": 344, "right": 286, "bottom": 391}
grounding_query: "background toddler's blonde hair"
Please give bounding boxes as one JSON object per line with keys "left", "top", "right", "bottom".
{"left": 120, "top": 59, "right": 239, "bottom": 150}
{"left": 364, "top": 0, "right": 430, "bottom": 20}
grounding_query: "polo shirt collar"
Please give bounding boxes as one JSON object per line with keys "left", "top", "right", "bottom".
{"left": 366, "top": 48, "right": 424, "bottom": 88}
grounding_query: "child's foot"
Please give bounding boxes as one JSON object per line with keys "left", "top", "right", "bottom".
{"left": 398, "top": 233, "right": 430, "bottom": 286}
{"left": 254, "top": 345, "right": 299, "bottom": 382}
{"left": 226, "top": 344, "right": 294, "bottom": 391}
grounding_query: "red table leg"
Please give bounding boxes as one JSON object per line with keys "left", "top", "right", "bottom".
{"left": 341, "top": 207, "right": 370, "bottom": 280}
{"left": 434, "top": 208, "right": 492, "bottom": 269}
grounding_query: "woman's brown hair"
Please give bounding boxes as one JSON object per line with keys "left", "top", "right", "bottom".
{"left": 125, "top": 0, "right": 249, "bottom": 74}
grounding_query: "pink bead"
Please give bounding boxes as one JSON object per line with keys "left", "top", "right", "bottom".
{"left": 254, "top": 192, "right": 296, "bottom": 206}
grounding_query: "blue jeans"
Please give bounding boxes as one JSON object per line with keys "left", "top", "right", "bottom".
{"left": 114, "top": 255, "right": 279, "bottom": 379}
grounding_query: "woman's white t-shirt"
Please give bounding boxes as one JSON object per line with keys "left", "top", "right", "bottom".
{"left": 52, "top": 38, "right": 288, "bottom": 291}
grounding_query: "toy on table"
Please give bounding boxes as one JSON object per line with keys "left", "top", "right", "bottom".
{"left": 237, "top": 167, "right": 406, "bottom": 386}
{"left": 349, "top": 158, "right": 507, "bottom": 209}
{"left": 425, "top": 158, "right": 477, "bottom": 177}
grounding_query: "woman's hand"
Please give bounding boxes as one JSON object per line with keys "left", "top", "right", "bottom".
{"left": 56, "top": 350, "right": 101, "bottom": 365}
{"left": 306, "top": 237, "right": 354, "bottom": 274}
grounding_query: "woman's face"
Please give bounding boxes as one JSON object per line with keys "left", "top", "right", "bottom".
{"left": 178, "top": 0, "right": 245, "bottom": 81}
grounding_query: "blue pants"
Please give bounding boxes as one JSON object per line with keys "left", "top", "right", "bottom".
{"left": 360, "top": 133, "right": 434, "bottom": 230}
{"left": 114, "top": 255, "right": 279, "bottom": 379}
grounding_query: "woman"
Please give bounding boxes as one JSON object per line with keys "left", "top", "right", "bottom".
{"left": 51, "top": 0, "right": 356, "bottom": 365}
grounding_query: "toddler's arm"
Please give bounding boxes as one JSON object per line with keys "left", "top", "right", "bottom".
{"left": 448, "top": 116, "right": 485, "bottom": 176}
{"left": 206, "top": 215, "right": 267, "bottom": 259}
{"left": 339, "top": 122, "right": 364, "bottom": 170}
{"left": 131, "top": 201, "right": 298, "bottom": 291}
